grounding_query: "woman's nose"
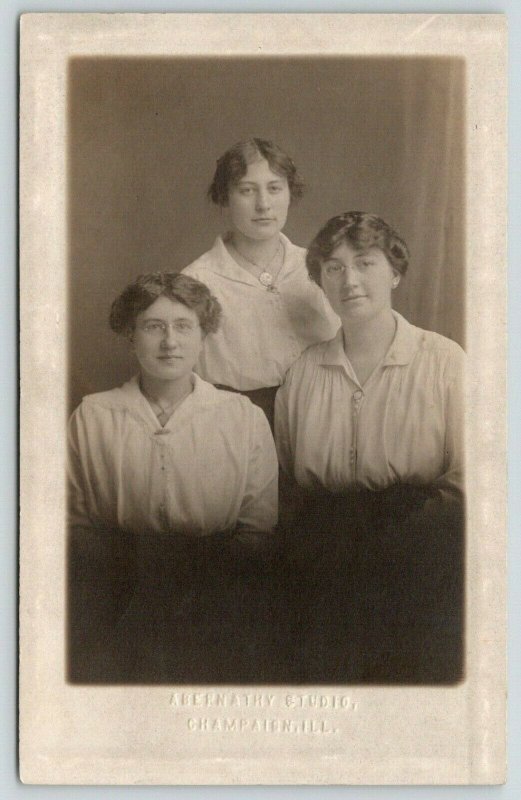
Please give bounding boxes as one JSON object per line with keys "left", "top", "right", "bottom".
{"left": 342, "top": 265, "right": 359, "bottom": 287}
{"left": 255, "top": 190, "right": 271, "bottom": 210}
{"left": 161, "top": 326, "right": 179, "bottom": 348}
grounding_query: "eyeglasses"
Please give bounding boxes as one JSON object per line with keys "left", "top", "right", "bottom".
{"left": 323, "top": 262, "right": 349, "bottom": 278}
{"left": 322, "top": 257, "right": 375, "bottom": 279}
{"left": 138, "top": 320, "right": 199, "bottom": 337}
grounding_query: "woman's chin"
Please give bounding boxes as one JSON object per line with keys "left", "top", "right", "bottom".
{"left": 234, "top": 224, "right": 282, "bottom": 242}
{"left": 141, "top": 364, "right": 191, "bottom": 383}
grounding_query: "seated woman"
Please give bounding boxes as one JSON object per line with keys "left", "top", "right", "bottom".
{"left": 68, "top": 272, "right": 279, "bottom": 682}
{"left": 183, "top": 138, "right": 339, "bottom": 428}
{"left": 275, "top": 212, "right": 465, "bottom": 683}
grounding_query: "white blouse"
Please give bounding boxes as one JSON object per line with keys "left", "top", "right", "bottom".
{"left": 182, "top": 234, "right": 340, "bottom": 391}
{"left": 68, "top": 375, "right": 278, "bottom": 537}
{"left": 275, "top": 312, "right": 465, "bottom": 500}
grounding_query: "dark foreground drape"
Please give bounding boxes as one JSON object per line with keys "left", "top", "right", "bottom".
{"left": 68, "top": 487, "right": 464, "bottom": 685}
{"left": 280, "top": 486, "right": 464, "bottom": 684}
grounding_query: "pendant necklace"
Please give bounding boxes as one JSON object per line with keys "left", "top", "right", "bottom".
{"left": 230, "top": 239, "right": 283, "bottom": 291}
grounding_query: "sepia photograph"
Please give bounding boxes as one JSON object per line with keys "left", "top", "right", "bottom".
{"left": 66, "top": 54, "right": 466, "bottom": 686}
{"left": 19, "top": 13, "right": 507, "bottom": 784}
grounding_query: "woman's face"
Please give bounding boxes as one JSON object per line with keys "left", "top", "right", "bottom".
{"left": 132, "top": 296, "right": 203, "bottom": 384}
{"left": 320, "top": 242, "right": 399, "bottom": 323}
{"left": 226, "top": 158, "right": 291, "bottom": 241}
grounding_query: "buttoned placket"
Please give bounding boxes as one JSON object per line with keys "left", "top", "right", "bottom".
{"left": 154, "top": 428, "right": 171, "bottom": 531}
{"left": 350, "top": 388, "right": 364, "bottom": 482}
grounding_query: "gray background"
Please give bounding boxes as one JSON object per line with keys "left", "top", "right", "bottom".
{"left": 8, "top": 1, "right": 519, "bottom": 798}
{"left": 69, "top": 55, "right": 464, "bottom": 409}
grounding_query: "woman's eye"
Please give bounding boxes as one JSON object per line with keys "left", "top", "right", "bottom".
{"left": 269, "top": 185, "right": 282, "bottom": 193}
{"left": 239, "top": 187, "right": 253, "bottom": 195}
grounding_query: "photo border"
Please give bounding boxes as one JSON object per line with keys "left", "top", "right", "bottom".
{"left": 19, "top": 12, "right": 507, "bottom": 785}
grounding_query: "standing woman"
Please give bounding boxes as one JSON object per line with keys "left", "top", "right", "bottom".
{"left": 183, "top": 138, "right": 339, "bottom": 428}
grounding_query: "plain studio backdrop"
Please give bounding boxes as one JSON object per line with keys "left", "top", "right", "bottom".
{"left": 68, "top": 56, "right": 465, "bottom": 410}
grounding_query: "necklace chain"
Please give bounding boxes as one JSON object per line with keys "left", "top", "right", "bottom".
{"left": 140, "top": 381, "right": 192, "bottom": 423}
{"left": 230, "top": 239, "right": 283, "bottom": 289}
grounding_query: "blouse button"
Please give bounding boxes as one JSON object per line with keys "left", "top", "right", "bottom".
{"left": 353, "top": 390, "right": 363, "bottom": 400}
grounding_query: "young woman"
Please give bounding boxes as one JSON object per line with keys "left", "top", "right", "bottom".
{"left": 276, "top": 212, "right": 464, "bottom": 501}
{"left": 68, "top": 272, "right": 279, "bottom": 682}
{"left": 275, "top": 212, "right": 465, "bottom": 683}
{"left": 183, "top": 138, "right": 339, "bottom": 428}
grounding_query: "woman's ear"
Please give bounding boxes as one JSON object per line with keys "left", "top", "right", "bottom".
{"left": 391, "top": 273, "right": 401, "bottom": 289}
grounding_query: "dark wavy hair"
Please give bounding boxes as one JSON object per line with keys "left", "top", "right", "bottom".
{"left": 306, "top": 212, "right": 410, "bottom": 287}
{"left": 109, "top": 272, "right": 222, "bottom": 336}
{"left": 208, "top": 138, "right": 305, "bottom": 206}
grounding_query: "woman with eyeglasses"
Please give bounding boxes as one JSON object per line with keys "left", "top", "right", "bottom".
{"left": 274, "top": 212, "right": 465, "bottom": 683}
{"left": 68, "top": 272, "right": 280, "bottom": 682}
{"left": 182, "top": 138, "right": 339, "bottom": 429}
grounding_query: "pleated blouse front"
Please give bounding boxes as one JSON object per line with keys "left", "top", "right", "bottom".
{"left": 274, "top": 312, "right": 465, "bottom": 499}
{"left": 68, "top": 374, "right": 279, "bottom": 537}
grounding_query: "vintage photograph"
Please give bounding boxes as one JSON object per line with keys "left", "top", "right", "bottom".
{"left": 20, "top": 14, "right": 506, "bottom": 784}
{"left": 66, "top": 55, "right": 466, "bottom": 685}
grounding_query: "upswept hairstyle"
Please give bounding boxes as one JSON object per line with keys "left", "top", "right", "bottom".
{"left": 306, "top": 212, "right": 410, "bottom": 287}
{"left": 208, "top": 138, "right": 305, "bottom": 206}
{"left": 109, "top": 272, "right": 222, "bottom": 336}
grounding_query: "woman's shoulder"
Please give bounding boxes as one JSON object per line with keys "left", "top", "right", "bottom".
{"left": 281, "top": 233, "right": 306, "bottom": 259}
{"left": 399, "top": 318, "right": 466, "bottom": 380}
{"left": 413, "top": 324, "right": 465, "bottom": 360}
{"left": 72, "top": 379, "right": 137, "bottom": 417}
{"left": 279, "top": 234, "right": 308, "bottom": 273}
{"left": 393, "top": 312, "right": 463, "bottom": 357}
{"left": 182, "top": 237, "right": 223, "bottom": 277}
{"left": 283, "top": 334, "right": 340, "bottom": 382}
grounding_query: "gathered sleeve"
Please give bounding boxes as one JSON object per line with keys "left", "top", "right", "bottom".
{"left": 67, "top": 404, "right": 95, "bottom": 533}
{"left": 67, "top": 400, "right": 123, "bottom": 553}
{"left": 235, "top": 405, "right": 279, "bottom": 535}
{"left": 67, "top": 403, "right": 122, "bottom": 597}
{"left": 431, "top": 343, "right": 466, "bottom": 504}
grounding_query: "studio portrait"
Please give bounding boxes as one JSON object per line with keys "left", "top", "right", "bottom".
{"left": 66, "top": 55, "right": 466, "bottom": 685}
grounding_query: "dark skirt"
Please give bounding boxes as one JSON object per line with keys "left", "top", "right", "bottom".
{"left": 68, "top": 485, "right": 464, "bottom": 685}
{"left": 68, "top": 527, "right": 289, "bottom": 684}
{"left": 279, "top": 484, "right": 465, "bottom": 684}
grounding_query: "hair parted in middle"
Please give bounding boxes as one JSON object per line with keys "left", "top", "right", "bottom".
{"left": 208, "top": 138, "right": 305, "bottom": 206}
{"left": 109, "top": 272, "right": 222, "bottom": 337}
{"left": 306, "top": 211, "right": 410, "bottom": 287}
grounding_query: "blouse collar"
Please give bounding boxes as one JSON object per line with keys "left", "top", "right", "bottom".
{"left": 119, "top": 373, "right": 233, "bottom": 418}
{"left": 205, "top": 232, "right": 303, "bottom": 285}
{"left": 319, "top": 311, "right": 421, "bottom": 369}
